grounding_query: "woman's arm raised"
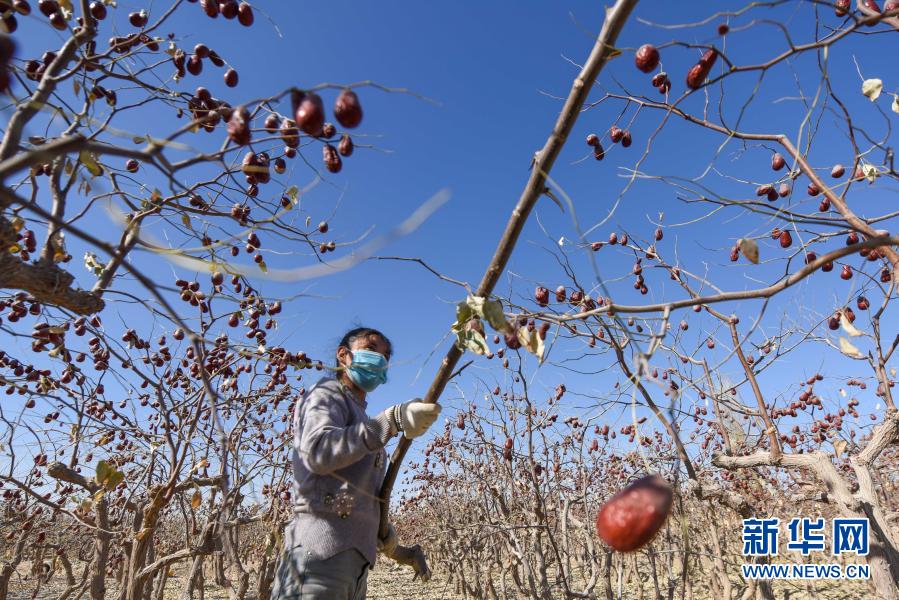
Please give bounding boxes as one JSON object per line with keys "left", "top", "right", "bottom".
{"left": 297, "top": 389, "right": 398, "bottom": 475}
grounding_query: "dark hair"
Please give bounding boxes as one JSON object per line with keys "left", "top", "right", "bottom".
{"left": 335, "top": 327, "right": 393, "bottom": 368}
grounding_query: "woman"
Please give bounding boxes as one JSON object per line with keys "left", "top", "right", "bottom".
{"left": 272, "top": 327, "right": 442, "bottom": 599}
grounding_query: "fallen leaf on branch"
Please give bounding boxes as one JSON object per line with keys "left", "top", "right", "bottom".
{"left": 840, "top": 313, "right": 864, "bottom": 337}
{"left": 455, "top": 328, "right": 490, "bottom": 355}
{"left": 839, "top": 337, "right": 864, "bottom": 359}
{"left": 465, "top": 295, "right": 512, "bottom": 334}
{"left": 738, "top": 238, "right": 759, "bottom": 264}
{"left": 834, "top": 439, "right": 847, "bottom": 457}
{"left": 860, "top": 162, "right": 880, "bottom": 183}
{"left": 515, "top": 326, "right": 545, "bottom": 364}
{"left": 862, "top": 78, "right": 883, "bottom": 101}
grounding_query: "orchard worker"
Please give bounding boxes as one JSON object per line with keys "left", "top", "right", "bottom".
{"left": 272, "top": 327, "right": 442, "bottom": 599}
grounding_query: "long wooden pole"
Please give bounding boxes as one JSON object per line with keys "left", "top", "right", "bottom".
{"left": 379, "top": 0, "right": 640, "bottom": 546}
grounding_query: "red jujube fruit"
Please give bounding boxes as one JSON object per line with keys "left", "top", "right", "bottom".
{"left": 596, "top": 475, "right": 673, "bottom": 552}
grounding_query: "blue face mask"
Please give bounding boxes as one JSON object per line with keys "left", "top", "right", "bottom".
{"left": 345, "top": 349, "right": 388, "bottom": 392}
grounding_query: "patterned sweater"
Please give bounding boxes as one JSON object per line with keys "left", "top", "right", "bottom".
{"left": 284, "top": 376, "right": 395, "bottom": 566}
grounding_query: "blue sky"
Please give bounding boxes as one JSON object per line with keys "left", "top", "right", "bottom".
{"left": 6, "top": 1, "right": 899, "bottom": 486}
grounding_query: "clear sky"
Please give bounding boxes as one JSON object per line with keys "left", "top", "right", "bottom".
{"left": 6, "top": 1, "right": 899, "bottom": 488}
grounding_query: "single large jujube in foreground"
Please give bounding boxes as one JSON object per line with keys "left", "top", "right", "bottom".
{"left": 596, "top": 475, "right": 673, "bottom": 552}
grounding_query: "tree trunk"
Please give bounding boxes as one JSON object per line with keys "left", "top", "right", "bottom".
{"left": 143, "top": 538, "right": 156, "bottom": 600}
{"left": 151, "top": 566, "right": 168, "bottom": 600}
{"left": 708, "top": 518, "right": 733, "bottom": 600}
{"left": 89, "top": 496, "right": 111, "bottom": 600}
{"left": 603, "top": 550, "right": 614, "bottom": 600}
{"left": 180, "top": 555, "right": 206, "bottom": 600}
{"left": 196, "top": 562, "right": 205, "bottom": 600}
{"left": 214, "top": 551, "right": 227, "bottom": 587}
{"left": 851, "top": 505, "right": 899, "bottom": 600}
{"left": 254, "top": 528, "right": 279, "bottom": 600}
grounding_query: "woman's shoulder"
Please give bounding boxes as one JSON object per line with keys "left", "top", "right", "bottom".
{"left": 302, "top": 376, "right": 345, "bottom": 404}
{"left": 298, "top": 376, "right": 352, "bottom": 422}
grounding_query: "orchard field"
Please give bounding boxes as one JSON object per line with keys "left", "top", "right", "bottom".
{"left": 0, "top": 0, "right": 898, "bottom": 599}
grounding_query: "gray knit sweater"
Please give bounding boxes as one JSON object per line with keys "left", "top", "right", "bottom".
{"left": 284, "top": 376, "right": 396, "bottom": 566}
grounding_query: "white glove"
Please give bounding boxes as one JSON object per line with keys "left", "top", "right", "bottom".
{"left": 377, "top": 523, "right": 398, "bottom": 555}
{"left": 393, "top": 398, "right": 441, "bottom": 438}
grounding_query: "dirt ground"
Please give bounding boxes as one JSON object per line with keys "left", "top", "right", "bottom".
{"left": 6, "top": 559, "right": 464, "bottom": 599}
{"left": 6, "top": 557, "right": 872, "bottom": 599}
